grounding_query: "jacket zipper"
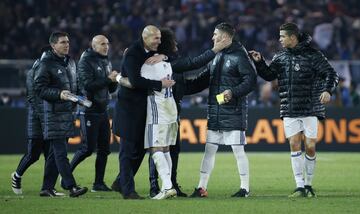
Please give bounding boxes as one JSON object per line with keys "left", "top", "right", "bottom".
{"left": 216, "top": 53, "right": 223, "bottom": 128}
{"left": 289, "top": 56, "right": 294, "bottom": 116}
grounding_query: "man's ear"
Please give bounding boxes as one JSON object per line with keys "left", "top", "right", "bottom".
{"left": 223, "top": 33, "right": 232, "bottom": 41}
{"left": 219, "top": 32, "right": 226, "bottom": 40}
{"left": 143, "top": 36, "right": 150, "bottom": 46}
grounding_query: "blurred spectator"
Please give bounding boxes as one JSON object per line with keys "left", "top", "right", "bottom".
{"left": 0, "top": 93, "right": 13, "bottom": 106}
{"left": 313, "top": 22, "right": 333, "bottom": 50}
{"left": 0, "top": 0, "right": 360, "bottom": 108}
{"left": 190, "top": 95, "right": 206, "bottom": 107}
{"left": 350, "top": 81, "right": 360, "bottom": 106}
{"left": 257, "top": 82, "right": 278, "bottom": 107}
{"left": 0, "top": 0, "right": 360, "bottom": 61}
{"left": 332, "top": 77, "right": 352, "bottom": 107}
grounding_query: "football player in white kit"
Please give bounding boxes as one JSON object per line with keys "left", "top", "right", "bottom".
{"left": 141, "top": 60, "right": 178, "bottom": 199}
{"left": 113, "top": 27, "right": 231, "bottom": 198}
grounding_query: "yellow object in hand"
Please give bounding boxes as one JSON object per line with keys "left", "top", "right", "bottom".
{"left": 216, "top": 93, "right": 225, "bottom": 105}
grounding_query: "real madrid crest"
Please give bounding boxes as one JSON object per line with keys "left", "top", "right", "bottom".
{"left": 86, "top": 120, "right": 91, "bottom": 127}
{"left": 225, "top": 60, "right": 231, "bottom": 67}
{"left": 294, "top": 63, "right": 300, "bottom": 71}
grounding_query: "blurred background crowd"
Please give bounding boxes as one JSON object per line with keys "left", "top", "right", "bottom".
{"left": 0, "top": 0, "right": 359, "bottom": 108}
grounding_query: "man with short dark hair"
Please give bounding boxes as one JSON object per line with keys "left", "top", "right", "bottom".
{"left": 11, "top": 52, "right": 64, "bottom": 197}
{"left": 190, "top": 22, "right": 257, "bottom": 198}
{"left": 34, "top": 31, "right": 88, "bottom": 197}
{"left": 69, "top": 35, "right": 118, "bottom": 192}
{"left": 249, "top": 22, "right": 339, "bottom": 197}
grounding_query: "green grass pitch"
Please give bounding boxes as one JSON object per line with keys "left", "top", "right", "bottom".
{"left": 1, "top": 152, "right": 359, "bottom": 213}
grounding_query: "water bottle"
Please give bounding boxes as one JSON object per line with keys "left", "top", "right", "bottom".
{"left": 64, "top": 92, "right": 92, "bottom": 108}
{"left": 77, "top": 96, "right": 92, "bottom": 108}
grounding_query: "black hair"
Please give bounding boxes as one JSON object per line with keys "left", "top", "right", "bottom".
{"left": 158, "top": 28, "right": 177, "bottom": 56}
{"left": 280, "top": 23, "right": 300, "bottom": 39}
{"left": 215, "top": 22, "right": 235, "bottom": 38}
{"left": 49, "top": 31, "right": 68, "bottom": 44}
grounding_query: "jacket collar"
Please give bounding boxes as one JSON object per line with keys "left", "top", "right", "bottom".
{"left": 41, "top": 50, "right": 70, "bottom": 66}
{"left": 220, "top": 41, "right": 242, "bottom": 54}
{"left": 82, "top": 48, "right": 108, "bottom": 59}
{"left": 286, "top": 33, "right": 312, "bottom": 53}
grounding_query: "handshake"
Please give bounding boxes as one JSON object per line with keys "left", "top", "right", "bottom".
{"left": 60, "top": 90, "right": 92, "bottom": 108}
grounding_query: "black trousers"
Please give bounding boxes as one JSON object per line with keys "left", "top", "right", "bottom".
{"left": 43, "top": 138, "right": 76, "bottom": 190}
{"left": 118, "top": 138, "right": 146, "bottom": 196}
{"left": 16, "top": 106, "right": 58, "bottom": 191}
{"left": 70, "top": 112, "right": 110, "bottom": 185}
{"left": 15, "top": 138, "right": 50, "bottom": 176}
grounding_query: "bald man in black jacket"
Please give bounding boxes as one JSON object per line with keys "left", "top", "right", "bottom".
{"left": 69, "top": 35, "right": 118, "bottom": 192}
{"left": 112, "top": 27, "right": 230, "bottom": 198}
{"left": 112, "top": 25, "right": 175, "bottom": 199}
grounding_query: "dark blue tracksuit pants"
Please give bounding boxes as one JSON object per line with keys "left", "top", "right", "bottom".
{"left": 43, "top": 138, "right": 76, "bottom": 190}
{"left": 15, "top": 138, "right": 50, "bottom": 176}
{"left": 16, "top": 106, "right": 59, "bottom": 191}
{"left": 70, "top": 112, "right": 110, "bottom": 185}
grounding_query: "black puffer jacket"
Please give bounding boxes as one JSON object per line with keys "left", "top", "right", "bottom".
{"left": 77, "top": 48, "right": 117, "bottom": 113}
{"left": 113, "top": 39, "right": 162, "bottom": 141}
{"left": 26, "top": 58, "right": 43, "bottom": 138}
{"left": 207, "top": 42, "right": 257, "bottom": 131}
{"left": 34, "top": 50, "right": 77, "bottom": 139}
{"left": 170, "top": 49, "right": 216, "bottom": 114}
{"left": 26, "top": 59, "right": 41, "bottom": 107}
{"left": 254, "top": 33, "right": 339, "bottom": 119}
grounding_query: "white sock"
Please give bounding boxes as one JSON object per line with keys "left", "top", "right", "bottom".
{"left": 291, "top": 151, "right": 304, "bottom": 188}
{"left": 304, "top": 154, "right": 316, "bottom": 186}
{"left": 231, "top": 145, "right": 249, "bottom": 192}
{"left": 198, "top": 143, "right": 218, "bottom": 189}
{"left": 164, "top": 151, "right": 172, "bottom": 178}
{"left": 152, "top": 152, "right": 172, "bottom": 190}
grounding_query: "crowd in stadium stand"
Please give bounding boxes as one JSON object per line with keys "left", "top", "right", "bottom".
{"left": 2, "top": 0, "right": 360, "bottom": 60}
{"left": 0, "top": 0, "right": 359, "bottom": 107}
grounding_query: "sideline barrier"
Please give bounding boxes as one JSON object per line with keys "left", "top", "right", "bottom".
{"left": 0, "top": 107, "right": 359, "bottom": 154}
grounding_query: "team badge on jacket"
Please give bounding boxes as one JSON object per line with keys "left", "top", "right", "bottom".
{"left": 86, "top": 120, "right": 91, "bottom": 127}
{"left": 70, "top": 67, "right": 76, "bottom": 73}
{"left": 225, "top": 59, "right": 231, "bottom": 67}
{"left": 294, "top": 63, "right": 300, "bottom": 71}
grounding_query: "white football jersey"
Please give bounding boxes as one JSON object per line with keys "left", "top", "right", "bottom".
{"left": 141, "top": 61, "right": 178, "bottom": 124}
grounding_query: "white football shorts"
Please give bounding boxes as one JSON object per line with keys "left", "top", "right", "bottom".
{"left": 206, "top": 130, "right": 247, "bottom": 145}
{"left": 144, "top": 122, "right": 178, "bottom": 149}
{"left": 283, "top": 116, "right": 318, "bottom": 139}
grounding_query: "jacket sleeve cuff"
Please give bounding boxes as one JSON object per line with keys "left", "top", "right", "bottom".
{"left": 106, "top": 77, "right": 113, "bottom": 84}
{"left": 326, "top": 88, "right": 335, "bottom": 96}
{"left": 154, "top": 81, "right": 162, "bottom": 91}
{"left": 230, "top": 88, "right": 240, "bottom": 98}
